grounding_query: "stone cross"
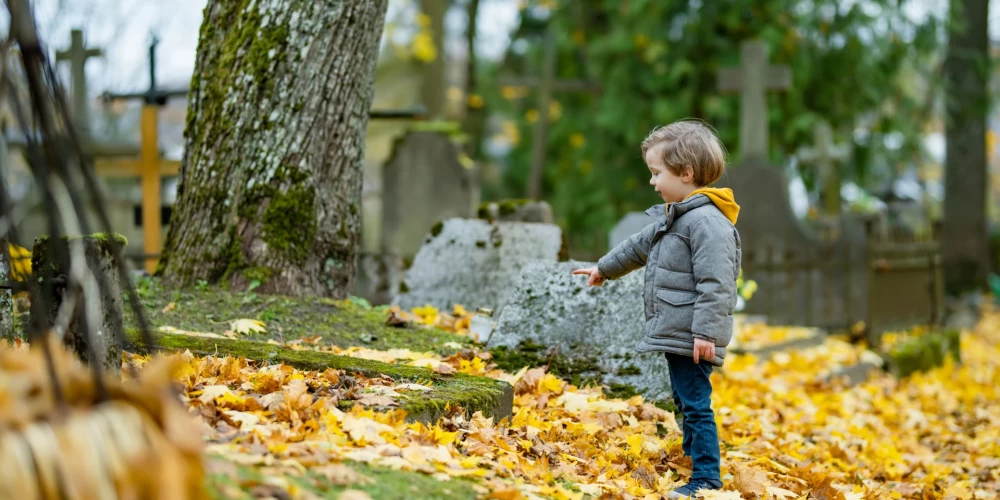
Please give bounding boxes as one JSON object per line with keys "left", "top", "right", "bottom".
{"left": 56, "top": 28, "right": 102, "bottom": 139}
{"left": 718, "top": 40, "right": 791, "bottom": 164}
{"left": 797, "top": 121, "right": 849, "bottom": 216}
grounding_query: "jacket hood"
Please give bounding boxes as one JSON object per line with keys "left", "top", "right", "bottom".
{"left": 682, "top": 187, "right": 739, "bottom": 224}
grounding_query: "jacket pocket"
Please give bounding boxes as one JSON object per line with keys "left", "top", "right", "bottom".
{"left": 653, "top": 288, "right": 697, "bottom": 337}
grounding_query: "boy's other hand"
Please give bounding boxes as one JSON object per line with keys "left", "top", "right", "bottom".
{"left": 692, "top": 338, "right": 715, "bottom": 364}
{"left": 572, "top": 267, "right": 605, "bottom": 287}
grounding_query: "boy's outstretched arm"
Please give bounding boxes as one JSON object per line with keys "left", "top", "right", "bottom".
{"left": 594, "top": 221, "right": 659, "bottom": 281}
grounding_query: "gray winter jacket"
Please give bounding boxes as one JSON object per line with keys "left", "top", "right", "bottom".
{"left": 597, "top": 194, "right": 742, "bottom": 366}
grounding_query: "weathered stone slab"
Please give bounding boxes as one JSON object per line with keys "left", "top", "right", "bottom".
{"left": 381, "top": 130, "right": 479, "bottom": 262}
{"left": 30, "top": 233, "right": 127, "bottom": 374}
{"left": 608, "top": 212, "right": 653, "bottom": 251}
{"left": 393, "top": 219, "right": 564, "bottom": 313}
{"left": 489, "top": 260, "right": 676, "bottom": 400}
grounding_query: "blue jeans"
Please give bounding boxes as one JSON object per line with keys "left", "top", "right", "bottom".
{"left": 665, "top": 352, "right": 721, "bottom": 485}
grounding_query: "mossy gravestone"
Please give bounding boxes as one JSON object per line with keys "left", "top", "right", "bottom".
{"left": 393, "top": 218, "right": 564, "bottom": 313}
{"left": 489, "top": 260, "right": 675, "bottom": 400}
{"left": 30, "top": 233, "right": 127, "bottom": 375}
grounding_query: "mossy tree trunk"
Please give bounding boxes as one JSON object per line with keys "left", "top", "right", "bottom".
{"left": 159, "top": 0, "right": 389, "bottom": 298}
{"left": 942, "top": 0, "right": 990, "bottom": 295}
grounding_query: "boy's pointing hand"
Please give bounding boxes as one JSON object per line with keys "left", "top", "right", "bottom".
{"left": 572, "top": 267, "right": 606, "bottom": 287}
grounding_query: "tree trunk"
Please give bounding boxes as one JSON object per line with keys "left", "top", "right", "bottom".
{"left": 159, "top": 0, "right": 389, "bottom": 298}
{"left": 942, "top": 0, "right": 990, "bottom": 295}
{"left": 462, "top": 0, "right": 487, "bottom": 159}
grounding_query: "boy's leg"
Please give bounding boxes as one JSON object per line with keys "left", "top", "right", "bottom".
{"left": 664, "top": 352, "right": 721, "bottom": 486}
{"left": 665, "top": 354, "right": 693, "bottom": 457}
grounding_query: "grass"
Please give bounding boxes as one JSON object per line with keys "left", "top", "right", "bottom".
{"left": 205, "top": 458, "right": 481, "bottom": 499}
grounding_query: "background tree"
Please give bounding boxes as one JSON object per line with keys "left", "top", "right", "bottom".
{"left": 942, "top": 0, "right": 991, "bottom": 295}
{"left": 478, "top": 1, "right": 943, "bottom": 255}
{"left": 158, "top": 0, "right": 389, "bottom": 298}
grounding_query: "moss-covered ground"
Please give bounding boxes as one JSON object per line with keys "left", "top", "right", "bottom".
{"left": 205, "top": 458, "right": 479, "bottom": 499}
{"left": 127, "top": 277, "right": 474, "bottom": 355}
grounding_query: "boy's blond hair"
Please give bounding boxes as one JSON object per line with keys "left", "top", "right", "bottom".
{"left": 641, "top": 120, "right": 727, "bottom": 187}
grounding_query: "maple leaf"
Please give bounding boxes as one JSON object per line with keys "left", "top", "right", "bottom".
{"left": 765, "top": 486, "right": 799, "bottom": 499}
{"left": 943, "top": 481, "right": 973, "bottom": 500}
{"left": 808, "top": 477, "right": 846, "bottom": 500}
{"left": 229, "top": 318, "right": 267, "bottom": 335}
{"left": 433, "top": 362, "right": 457, "bottom": 375}
{"left": 513, "top": 367, "right": 545, "bottom": 395}
{"left": 731, "top": 462, "right": 770, "bottom": 498}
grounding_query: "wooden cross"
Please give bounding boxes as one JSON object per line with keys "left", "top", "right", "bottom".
{"left": 56, "top": 29, "right": 102, "bottom": 140}
{"left": 496, "top": 30, "right": 601, "bottom": 199}
{"left": 718, "top": 40, "right": 791, "bottom": 164}
{"left": 797, "top": 121, "right": 849, "bottom": 217}
{"left": 100, "top": 35, "right": 188, "bottom": 274}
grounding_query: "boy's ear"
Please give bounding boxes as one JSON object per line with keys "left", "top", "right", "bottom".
{"left": 681, "top": 165, "right": 695, "bottom": 182}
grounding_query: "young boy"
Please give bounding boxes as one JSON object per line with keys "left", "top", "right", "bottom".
{"left": 573, "top": 120, "right": 740, "bottom": 498}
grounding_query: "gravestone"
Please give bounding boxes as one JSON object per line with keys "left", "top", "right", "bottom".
{"left": 392, "top": 218, "right": 564, "bottom": 313}
{"left": 608, "top": 212, "right": 654, "bottom": 250}
{"left": 382, "top": 129, "right": 479, "bottom": 262}
{"left": 30, "top": 233, "right": 127, "bottom": 375}
{"left": 489, "top": 260, "right": 674, "bottom": 400}
{"left": 715, "top": 164, "right": 868, "bottom": 330}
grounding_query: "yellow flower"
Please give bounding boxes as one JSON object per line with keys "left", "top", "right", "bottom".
{"left": 579, "top": 160, "right": 592, "bottom": 175}
{"left": 569, "top": 133, "right": 585, "bottom": 148}
{"left": 633, "top": 34, "right": 650, "bottom": 49}
{"left": 467, "top": 94, "right": 484, "bottom": 109}
{"left": 525, "top": 109, "right": 539, "bottom": 123}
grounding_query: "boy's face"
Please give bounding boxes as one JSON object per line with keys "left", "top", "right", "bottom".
{"left": 645, "top": 143, "right": 695, "bottom": 203}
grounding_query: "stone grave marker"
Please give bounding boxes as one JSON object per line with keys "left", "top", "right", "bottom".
{"left": 392, "top": 218, "right": 564, "bottom": 314}
{"left": 381, "top": 129, "right": 479, "bottom": 263}
{"left": 30, "top": 233, "right": 127, "bottom": 375}
{"left": 717, "top": 40, "right": 791, "bottom": 164}
{"left": 489, "top": 260, "right": 677, "bottom": 400}
{"left": 608, "top": 212, "right": 654, "bottom": 251}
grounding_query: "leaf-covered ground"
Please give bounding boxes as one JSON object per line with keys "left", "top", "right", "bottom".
{"left": 126, "top": 288, "right": 1000, "bottom": 500}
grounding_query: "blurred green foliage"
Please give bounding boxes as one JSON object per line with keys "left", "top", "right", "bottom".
{"left": 476, "top": 0, "right": 944, "bottom": 256}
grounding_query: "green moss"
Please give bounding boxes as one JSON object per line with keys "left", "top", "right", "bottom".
{"left": 490, "top": 340, "right": 602, "bottom": 388}
{"left": 205, "top": 458, "right": 480, "bottom": 499}
{"left": 615, "top": 364, "right": 642, "bottom": 376}
{"left": 261, "top": 185, "right": 316, "bottom": 264}
{"left": 884, "top": 328, "right": 962, "bottom": 378}
{"left": 429, "top": 221, "right": 444, "bottom": 238}
{"left": 126, "top": 282, "right": 474, "bottom": 355}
